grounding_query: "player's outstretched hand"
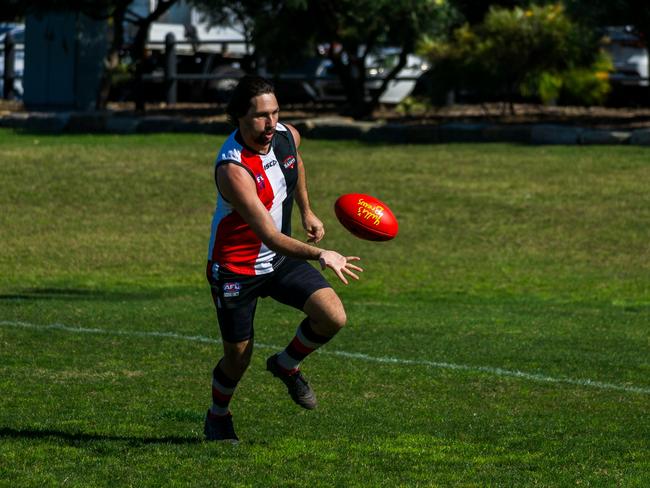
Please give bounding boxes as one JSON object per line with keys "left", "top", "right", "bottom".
{"left": 318, "top": 250, "right": 363, "bottom": 285}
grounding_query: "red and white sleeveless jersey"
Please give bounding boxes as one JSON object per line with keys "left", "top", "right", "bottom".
{"left": 207, "top": 123, "right": 299, "bottom": 275}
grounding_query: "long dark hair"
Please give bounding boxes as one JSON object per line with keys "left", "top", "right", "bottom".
{"left": 226, "top": 76, "right": 275, "bottom": 127}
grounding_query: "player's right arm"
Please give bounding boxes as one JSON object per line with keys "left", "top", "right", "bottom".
{"left": 216, "top": 163, "right": 362, "bottom": 284}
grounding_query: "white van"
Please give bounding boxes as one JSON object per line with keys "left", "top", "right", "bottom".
{"left": 602, "top": 26, "right": 649, "bottom": 87}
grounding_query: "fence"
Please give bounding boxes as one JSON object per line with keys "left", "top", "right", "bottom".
{"left": 152, "top": 33, "right": 427, "bottom": 105}
{"left": 1, "top": 31, "right": 425, "bottom": 106}
{"left": 1, "top": 31, "right": 422, "bottom": 105}
{"left": 139, "top": 34, "right": 253, "bottom": 105}
{"left": 3, "top": 31, "right": 650, "bottom": 106}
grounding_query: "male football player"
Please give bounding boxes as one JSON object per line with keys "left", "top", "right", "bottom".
{"left": 204, "top": 75, "right": 362, "bottom": 442}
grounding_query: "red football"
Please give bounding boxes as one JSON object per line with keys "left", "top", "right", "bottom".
{"left": 334, "top": 193, "right": 398, "bottom": 241}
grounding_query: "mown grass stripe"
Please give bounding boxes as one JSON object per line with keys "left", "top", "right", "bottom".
{"left": 3, "top": 320, "right": 648, "bottom": 395}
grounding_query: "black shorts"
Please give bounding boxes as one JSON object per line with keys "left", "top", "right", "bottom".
{"left": 206, "top": 256, "right": 331, "bottom": 343}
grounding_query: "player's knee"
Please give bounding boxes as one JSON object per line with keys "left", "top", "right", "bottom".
{"left": 331, "top": 307, "right": 347, "bottom": 331}
{"left": 305, "top": 288, "right": 347, "bottom": 334}
{"left": 318, "top": 306, "right": 347, "bottom": 334}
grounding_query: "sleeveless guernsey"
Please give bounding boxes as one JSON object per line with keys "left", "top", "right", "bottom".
{"left": 207, "top": 123, "right": 299, "bottom": 276}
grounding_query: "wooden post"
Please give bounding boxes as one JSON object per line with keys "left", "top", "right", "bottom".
{"left": 164, "top": 32, "right": 177, "bottom": 105}
{"left": 3, "top": 32, "right": 15, "bottom": 100}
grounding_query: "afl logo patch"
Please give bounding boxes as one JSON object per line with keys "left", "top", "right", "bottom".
{"left": 283, "top": 155, "right": 296, "bottom": 170}
{"left": 223, "top": 282, "right": 241, "bottom": 297}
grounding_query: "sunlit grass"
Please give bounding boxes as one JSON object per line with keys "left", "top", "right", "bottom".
{"left": 0, "top": 129, "right": 648, "bottom": 486}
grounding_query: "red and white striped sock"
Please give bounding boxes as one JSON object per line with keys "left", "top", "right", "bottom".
{"left": 209, "top": 360, "right": 239, "bottom": 417}
{"left": 276, "top": 318, "right": 333, "bottom": 375}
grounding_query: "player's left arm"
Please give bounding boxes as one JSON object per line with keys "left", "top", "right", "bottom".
{"left": 287, "top": 124, "right": 325, "bottom": 244}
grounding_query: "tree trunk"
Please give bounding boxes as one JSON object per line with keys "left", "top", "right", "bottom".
{"left": 130, "top": 0, "right": 178, "bottom": 112}
{"left": 96, "top": 0, "right": 130, "bottom": 109}
{"left": 348, "top": 54, "right": 371, "bottom": 119}
{"left": 329, "top": 42, "right": 380, "bottom": 119}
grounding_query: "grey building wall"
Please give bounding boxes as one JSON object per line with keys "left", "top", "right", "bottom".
{"left": 23, "top": 11, "right": 107, "bottom": 111}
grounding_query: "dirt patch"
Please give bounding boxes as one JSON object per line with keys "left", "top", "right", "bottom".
{"left": 384, "top": 103, "right": 650, "bottom": 130}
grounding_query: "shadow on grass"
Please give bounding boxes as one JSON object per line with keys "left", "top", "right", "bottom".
{"left": 0, "top": 287, "right": 174, "bottom": 302}
{"left": 0, "top": 426, "right": 202, "bottom": 446}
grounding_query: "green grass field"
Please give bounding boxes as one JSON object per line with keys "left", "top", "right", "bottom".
{"left": 0, "top": 128, "right": 648, "bottom": 486}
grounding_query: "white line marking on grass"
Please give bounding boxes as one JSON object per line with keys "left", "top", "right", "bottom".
{"left": 2, "top": 320, "right": 649, "bottom": 395}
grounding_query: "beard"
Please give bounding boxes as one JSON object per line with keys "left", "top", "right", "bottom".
{"left": 254, "top": 128, "right": 275, "bottom": 146}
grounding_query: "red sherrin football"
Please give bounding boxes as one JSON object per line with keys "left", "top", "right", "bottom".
{"left": 334, "top": 193, "right": 398, "bottom": 241}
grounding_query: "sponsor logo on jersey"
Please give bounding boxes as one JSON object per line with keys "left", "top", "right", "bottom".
{"left": 264, "top": 159, "right": 278, "bottom": 170}
{"left": 255, "top": 174, "right": 265, "bottom": 189}
{"left": 283, "top": 155, "right": 296, "bottom": 169}
{"left": 223, "top": 282, "right": 241, "bottom": 297}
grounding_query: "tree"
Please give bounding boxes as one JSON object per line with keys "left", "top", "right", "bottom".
{"left": 187, "top": 0, "right": 256, "bottom": 53}
{"left": 122, "top": 0, "right": 179, "bottom": 111}
{"left": 421, "top": 3, "right": 606, "bottom": 111}
{"left": 449, "top": 0, "right": 527, "bottom": 25}
{"left": 0, "top": 0, "right": 25, "bottom": 22}
{"left": 305, "top": 0, "right": 450, "bottom": 118}
{"left": 81, "top": 0, "right": 181, "bottom": 110}
{"left": 191, "top": 0, "right": 451, "bottom": 119}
